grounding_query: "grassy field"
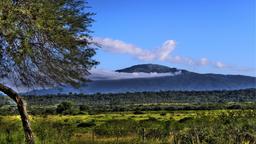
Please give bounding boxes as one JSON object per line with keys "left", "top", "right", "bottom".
{"left": 1, "top": 110, "right": 256, "bottom": 144}
{"left": 1, "top": 90, "right": 256, "bottom": 143}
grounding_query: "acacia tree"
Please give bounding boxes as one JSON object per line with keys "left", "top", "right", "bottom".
{"left": 0, "top": 0, "right": 98, "bottom": 143}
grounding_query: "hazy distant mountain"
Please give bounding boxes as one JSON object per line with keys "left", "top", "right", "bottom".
{"left": 26, "top": 64, "right": 256, "bottom": 95}
{"left": 116, "top": 64, "right": 186, "bottom": 73}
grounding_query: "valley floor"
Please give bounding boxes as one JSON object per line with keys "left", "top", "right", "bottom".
{"left": 1, "top": 110, "right": 256, "bottom": 144}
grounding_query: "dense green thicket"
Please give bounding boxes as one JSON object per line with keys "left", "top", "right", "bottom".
{"left": 22, "top": 89, "right": 256, "bottom": 106}
{"left": 0, "top": 110, "right": 255, "bottom": 144}
{"left": 0, "top": 89, "right": 255, "bottom": 115}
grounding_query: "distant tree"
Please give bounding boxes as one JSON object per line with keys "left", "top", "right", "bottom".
{"left": 0, "top": 0, "right": 98, "bottom": 143}
{"left": 79, "top": 105, "right": 90, "bottom": 111}
{"left": 56, "top": 101, "right": 74, "bottom": 114}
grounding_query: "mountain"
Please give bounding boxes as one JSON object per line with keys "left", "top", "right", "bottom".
{"left": 116, "top": 64, "right": 186, "bottom": 73}
{"left": 26, "top": 64, "right": 256, "bottom": 95}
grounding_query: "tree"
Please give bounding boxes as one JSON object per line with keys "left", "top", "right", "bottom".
{"left": 0, "top": 0, "right": 98, "bottom": 143}
{"left": 56, "top": 101, "right": 74, "bottom": 114}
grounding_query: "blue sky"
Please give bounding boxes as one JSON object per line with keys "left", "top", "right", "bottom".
{"left": 87, "top": 0, "right": 255, "bottom": 76}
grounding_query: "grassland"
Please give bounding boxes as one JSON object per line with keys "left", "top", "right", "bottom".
{"left": 0, "top": 110, "right": 256, "bottom": 144}
{"left": 0, "top": 89, "right": 256, "bottom": 143}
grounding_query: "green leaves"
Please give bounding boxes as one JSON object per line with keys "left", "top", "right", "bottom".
{"left": 0, "top": 0, "right": 98, "bottom": 87}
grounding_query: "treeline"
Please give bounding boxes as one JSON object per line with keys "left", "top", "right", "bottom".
{"left": 0, "top": 89, "right": 256, "bottom": 115}
{"left": 22, "top": 88, "right": 256, "bottom": 106}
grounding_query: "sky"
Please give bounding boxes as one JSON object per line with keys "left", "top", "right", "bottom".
{"left": 87, "top": 0, "right": 256, "bottom": 76}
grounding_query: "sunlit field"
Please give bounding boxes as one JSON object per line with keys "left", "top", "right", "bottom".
{"left": 1, "top": 110, "right": 256, "bottom": 144}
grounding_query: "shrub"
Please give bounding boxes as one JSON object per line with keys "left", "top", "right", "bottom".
{"left": 94, "top": 119, "right": 137, "bottom": 136}
{"left": 178, "top": 117, "right": 193, "bottom": 123}
{"left": 56, "top": 101, "right": 74, "bottom": 114}
{"left": 133, "top": 110, "right": 144, "bottom": 115}
{"left": 79, "top": 105, "right": 90, "bottom": 111}
{"left": 77, "top": 121, "right": 96, "bottom": 128}
{"left": 160, "top": 112, "right": 167, "bottom": 116}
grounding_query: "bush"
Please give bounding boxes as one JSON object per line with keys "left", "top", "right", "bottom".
{"left": 79, "top": 105, "right": 90, "bottom": 111}
{"left": 133, "top": 110, "right": 144, "bottom": 115}
{"left": 94, "top": 119, "right": 137, "bottom": 136}
{"left": 56, "top": 101, "right": 74, "bottom": 114}
{"left": 160, "top": 112, "right": 166, "bottom": 116}
{"left": 77, "top": 121, "right": 96, "bottom": 128}
{"left": 178, "top": 117, "right": 193, "bottom": 123}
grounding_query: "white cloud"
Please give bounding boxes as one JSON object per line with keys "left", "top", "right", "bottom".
{"left": 199, "top": 58, "right": 209, "bottom": 66}
{"left": 89, "top": 68, "right": 182, "bottom": 80}
{"left": 93, "top": 37, "right": 234, "bottom": 70}
{"left": 215, "top": 61, "right": 226, "bottom": 68}
{"left": 158, "top": 40, "right": 176, "bottom": 61}
{"left": 93, "top": 38, "right": 142, "bottom": 55}
{"left": 93, "top": 37, "right": 176, "bottom": 61}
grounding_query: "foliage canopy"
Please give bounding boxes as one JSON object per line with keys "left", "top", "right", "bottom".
{"left": 0, "top": 0, "right": 98, "bottom": 87}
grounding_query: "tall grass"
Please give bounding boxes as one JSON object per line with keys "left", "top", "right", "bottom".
{"left": 0, "top": 110, "right": 255, "bottom": 144}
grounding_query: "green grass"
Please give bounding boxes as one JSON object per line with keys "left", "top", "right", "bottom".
{"left": 0, "top": 110, "right": 256, "bottom": 144}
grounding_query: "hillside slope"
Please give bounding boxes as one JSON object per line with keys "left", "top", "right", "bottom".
{"left": 27, "top": 64, "right": 256, "bottom": 95}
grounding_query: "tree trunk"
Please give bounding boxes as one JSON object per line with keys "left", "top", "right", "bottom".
{"left": 0, "top": 83, "right": 35, "bottom": 144}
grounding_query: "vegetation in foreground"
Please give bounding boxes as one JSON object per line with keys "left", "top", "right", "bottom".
{"left": 0, "top": 89, "right": 256, "bottom": 143}
{"left": 0, "top": 110, "right": 256, "bottom": 144}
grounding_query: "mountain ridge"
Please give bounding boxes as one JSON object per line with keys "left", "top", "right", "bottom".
{"left": 116, "top": 64, "right": 186, "bottom": 73}
{"left": 25, "top": 64, "right": 256, "bottom": 95}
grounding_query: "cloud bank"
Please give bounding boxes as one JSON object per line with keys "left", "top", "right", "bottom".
{"left": 93, "top": 37, "right": 176, "bottom": 61}
{"left": 93, "top": 37, "right": 228, "bottom": 69}
{"left": 89, "top": 69, "right": 181, "bottom": 81}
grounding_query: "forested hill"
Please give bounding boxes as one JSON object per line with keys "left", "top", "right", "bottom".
{"left": 116, "top": 64, "right": 186, "bottom": 73}
{"left": 24, "top": 64, "right": 256, "bottom": 95}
